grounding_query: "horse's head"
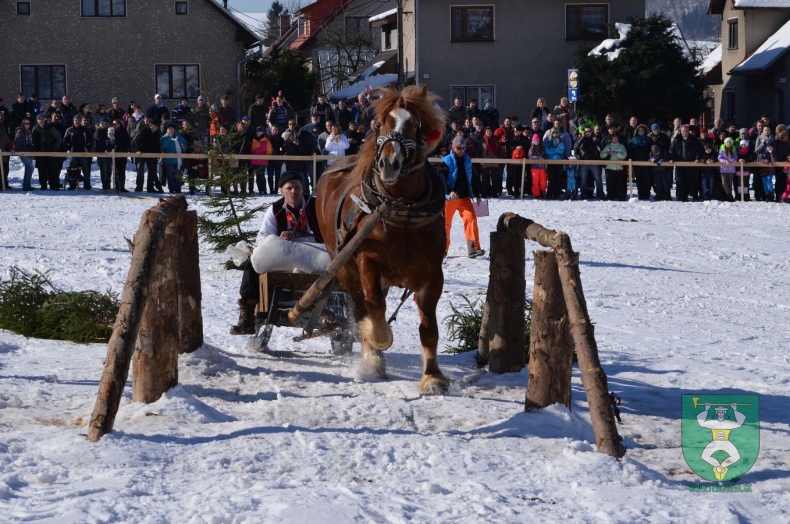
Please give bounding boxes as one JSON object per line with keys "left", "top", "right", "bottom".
{"left": 371, "top": 85, "right": 443, "bottom": 185}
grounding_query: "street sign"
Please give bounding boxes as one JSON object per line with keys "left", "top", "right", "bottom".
{"left": 568, "top": 69, "right": 579, "bottom": 102}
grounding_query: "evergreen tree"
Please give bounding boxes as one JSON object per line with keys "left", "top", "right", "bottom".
{"left": 242, "top": 49, "right": 318, "bottom": 114}
{"left": 573, "top": 15, "right": 707, "bottom": 125}
{"left": 196, "top": 125, "right": 268, "bottom": 267}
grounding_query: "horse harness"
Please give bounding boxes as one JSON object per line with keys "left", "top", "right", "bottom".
{"left": 328, "top": 123, "right": 446, "bottom": 252}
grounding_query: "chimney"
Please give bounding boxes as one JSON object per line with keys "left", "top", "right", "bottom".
{"left": 280, "top": 14, "right": 291, "bottom": 37}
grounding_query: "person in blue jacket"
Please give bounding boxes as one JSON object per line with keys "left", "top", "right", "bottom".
{"left": 442, "top": 136, "right": 485, "bottom": 258}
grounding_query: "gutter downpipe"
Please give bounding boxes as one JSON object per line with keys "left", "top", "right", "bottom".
{"left": 237, "top": 42, "right": 265, "bottom": 118}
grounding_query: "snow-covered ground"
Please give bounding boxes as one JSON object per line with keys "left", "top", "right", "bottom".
{"left": 1, "top": 160, "right": 789, "bottom": 522}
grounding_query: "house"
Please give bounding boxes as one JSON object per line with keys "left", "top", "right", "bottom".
{"left": 706, "top": 0, "right": 790, "bottom": 126}
{"left": 0, "top": 0, "right": 259, "bottom": 112}
{"left": 406, "top": 1, "right": 645, "bottom": 119}
{"left": 265, "top": 0, "right": 397, "bottom": 97}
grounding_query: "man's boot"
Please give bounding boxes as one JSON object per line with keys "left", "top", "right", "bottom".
{"left": 230, "top": 299, "right": 256, "bottom": 335}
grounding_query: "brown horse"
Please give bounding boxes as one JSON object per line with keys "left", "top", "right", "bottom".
{"left": 315, "top": 85, "right": 449, "bottom": 394}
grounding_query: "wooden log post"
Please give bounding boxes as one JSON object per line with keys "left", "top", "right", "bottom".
{"left": 87, "top": 196, "right": 188, "bottom": 442}
{"left": 177, "top": 210, "right": 203, "bottom": 353}
{"left": 486, "top": 230, "right": 526, "bottom": 374}
{"left": 476, "top": 280, "right": 492, "bottom": 366}
{"left": 499, "top": 212, "right": 625, "bottom": 458}
{"left": 525, "top": 250, "right": 573, "bottom": 411}
{"left": 131, "top": 207, "right": 183, "bottom": 402}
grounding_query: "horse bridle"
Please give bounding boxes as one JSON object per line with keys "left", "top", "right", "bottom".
{"left": 373, "top": 121, "right": 421, "bottom": 181}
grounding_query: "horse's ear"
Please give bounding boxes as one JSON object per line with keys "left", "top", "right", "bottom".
{"left": 419, "top": 84, "right": 428, "bottom": 97}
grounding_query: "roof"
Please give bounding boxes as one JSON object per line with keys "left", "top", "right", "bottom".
{"left": 370, "top": 8, "right": 397, "bottom": 26}
{"left": 731, "top": 18, "right": 790, "bottom": 74}
{"left": 328, "top": 74, "right": 398, "bottom": 102}
{"left": 700, "top": 42, "right": 723, "bottom": 74}
{"left": 709, "top": 0, "right": 790, "bottom": 14}
{"left": 206, "top": 0, "right": 261, "bottom": 48}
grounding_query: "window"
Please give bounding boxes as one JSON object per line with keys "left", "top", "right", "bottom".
{"left": 345, "top": 16, "right": 371, "bottom": 43}
{"left": 17, "top": 2, "right": 31, "bottom": 15}
{"left": 21, "top": 65, "right": 67, "bottom": 100}
{"left": 82, "top": 0, "right": 126, "bottom": 17}
{"left": 175, "top": 2, "right": 188, "bottom": 15}
{"left": 566, "top": 4, "right": 608, "bottom": 40}
{"left": 723, "top": 89, "right": 736, "bottom": 123}
{"left": 451, "top": 85, "right": 494, "bottom": 109}
{"left": 451, "top": 6, "right": 494, "bottom": 42}
{"left": 156, "top": 65, "right": 200, "bottom": 99}
{"left": 727, "top": 18, "right": 738, "bottom": 50}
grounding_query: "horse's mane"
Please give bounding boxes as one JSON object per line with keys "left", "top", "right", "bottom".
{"left": 356, "top": 86, "right": 444, "bottom": 169}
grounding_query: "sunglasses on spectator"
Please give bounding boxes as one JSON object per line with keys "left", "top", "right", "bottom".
{"left": 454, "top": 146, "right": 466, "bottom": 150}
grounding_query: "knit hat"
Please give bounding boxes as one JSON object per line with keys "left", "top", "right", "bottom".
{"left": 651, "top": 145, "right": 661, "bottom": 155}
{"left": 724, "top": 137, "right": 733, "bottom": 146}
{"left": 532, "top": 134, "right": 540, "bottom": 143}
{"left": 651, "top": 123, "right": 660, "bottom": 131}
{"left": 739, "top": 128, "right": 749, "bottom": 135}
{"left": 278, "top": 171, "right": 303, "bottom": 188}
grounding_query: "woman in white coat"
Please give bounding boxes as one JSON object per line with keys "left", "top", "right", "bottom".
{"left": 323, "top": 124, "right": 350, "bottom": 165}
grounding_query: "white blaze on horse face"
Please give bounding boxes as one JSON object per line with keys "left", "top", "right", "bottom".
{"left": 388, "top": 108, "right": 412, "bottom": 157}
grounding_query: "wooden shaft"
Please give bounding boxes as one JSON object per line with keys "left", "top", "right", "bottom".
{"left": 0, "top": 149, "right": 6, "bottom": 191}
{"left": 286, "top": 202, "right": 388, "bottom": 324}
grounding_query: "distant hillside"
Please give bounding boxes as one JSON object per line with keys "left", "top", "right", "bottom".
{"left": 646, "top": 0, "right": 720, "bottom": 40}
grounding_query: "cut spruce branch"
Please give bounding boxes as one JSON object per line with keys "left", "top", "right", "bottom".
{"left": 0, "top": 266, "right": 119, "bottom": 344}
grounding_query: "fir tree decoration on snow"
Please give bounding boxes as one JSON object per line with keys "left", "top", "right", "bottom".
{"left": 442, "top": 295, "right": 532, "bottom": 360}
{"left": 0, "top": 267, "right": 119, "bottom": 343}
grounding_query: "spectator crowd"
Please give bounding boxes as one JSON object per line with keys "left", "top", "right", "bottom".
{"left": 1, "top": 90, "right": 789, "bottom": 204}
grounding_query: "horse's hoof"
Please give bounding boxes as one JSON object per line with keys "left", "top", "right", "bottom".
{"left": 358, "top": 317, "right": 393, "bottom": 351}
{"left": 419, "top": 374, "right": 450, "bottom": 395}
{"left": 359, "top": 351, "right": 387, "bottom": 382}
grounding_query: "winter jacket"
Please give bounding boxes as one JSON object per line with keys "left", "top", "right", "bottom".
{"left": 136, "top": 126, "right": 161, "bottom": 154}
{"left": 13, "top": 127, "right": 34, "bottom": 152}
{"left": 543, "top": 136, "right": 566, "bottom": 160}
{"left": 250, "top": 135, "right": 271, "bottom": 166}
{"left": 160, "top": 132, "right": 187, "bottom": 166}
{"left": 93, "top": 126, "right": 109, "bottom": 153}
{"left": 171, "top": 103, "right": 192, "bottom": 125}
{"left": 113, "top": 125, "right": 131, "bottom": 153}
{"left": 442, "top": 151, "right": 477, "bottom": 199}
{"left": 64, "top": 125, "right": 93, "bottom": 152}
{"left": 32, "top": 124, "right": 56, "bottom": 153}
{"left": 599, "top": 141, "right": 627, "bottom": 171}
{"left": 146, "top": 103, "right": 170, "bottom": 125}
{"left": 628, "top": 133, "right": 652, "bottom": 162}
{"left": 669, "top": 135, "right": 703, "bottom": 163}
{"left": 323, "top": 134, "right": 350, "bottom": 165}
{"left": 718, "top": 146, "right": 737, "bottom": 174}
{"left": 573, "top": 135, "right": 600, "bottom": 160}
{"left": 267, "top": 103, "right": 294, "bottom": 128}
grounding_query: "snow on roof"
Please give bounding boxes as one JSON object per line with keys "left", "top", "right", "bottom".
{"left": 700, "top": 42, "right": 723, "bottom": 74}
{"left": 588, "top": 23, "right": 631, "bottom": 61}
{"left": 734, "top": 0, "right": 790, "bottom": 8}
{"left": 328, "top": 73, "right": 398, "bottom": 102}
{"left": 731, "top": 18, "right": 790, "bottom": 74}
{"left": 369, "top": 8, "right": 397, "bottom": 22}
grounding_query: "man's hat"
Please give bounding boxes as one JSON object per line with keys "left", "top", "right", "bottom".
{"left": 651, "top": 123, "right": 660, "bottom": 131}
{"left": 278, "top": 171, "right": 303, "bottom": 188}
{"left": 714, "top": 406, "right": 729, "bottom": 413}
{"left": 111, "top": 97, "right": 119, "bottom": 103}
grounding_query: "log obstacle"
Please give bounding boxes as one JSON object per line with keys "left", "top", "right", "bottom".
{"left": 478, "top": 212, "right": 625, "bottom": 458}
{"left": 87, "top": 196, "right": 203, "bottom": 442}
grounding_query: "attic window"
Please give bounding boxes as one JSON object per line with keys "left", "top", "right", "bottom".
{"left": 17, "top": 2, "right": 31, "bottom": 15}
{"left": 176, "top": 2, "right": 188, "bottom": 15}
{"left": 82, "top": 0, "right": 126, "bottom": 17}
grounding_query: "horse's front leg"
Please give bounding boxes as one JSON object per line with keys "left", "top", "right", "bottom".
{"left": 415, "top": 274, "right": 450, "bottom": 394}
{"left": 356, "top": 259, "right": 392, "bottom": 351}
